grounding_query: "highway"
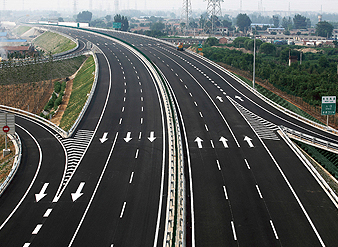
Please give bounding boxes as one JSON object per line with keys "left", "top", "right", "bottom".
{"left": 1, "top": 25, "right": 338, "bottom": 247}
{"left": 97, "top": 29, "right": 338, "bottom": 246}
{"left": 0, "top": 27, "right": 169, "bottom": 246}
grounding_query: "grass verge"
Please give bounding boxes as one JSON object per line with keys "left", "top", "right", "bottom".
{"left": 235, "top": 74, "right": 323, "bottom": 124}
{"left": 59, "top": 56, "right": 95, "bottom": 131}
{"left": 13, "top": 26, "right": 31, "bottom": 36}
{"left": 33, "top": 31, "right": 76, "bottom": 55}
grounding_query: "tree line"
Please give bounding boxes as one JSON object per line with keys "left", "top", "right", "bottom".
{"left": 203, "top": 37, "right": 338, "bottom": 106}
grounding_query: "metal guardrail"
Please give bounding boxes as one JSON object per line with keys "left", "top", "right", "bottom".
{"left": 0, "top": 50, "right": 98, "bottom": 138}
{"left": 281, "top": 126, "right": 338, "bottom": 154}
{"left": 0, "top": 133, "right": 22, "bottom": 196}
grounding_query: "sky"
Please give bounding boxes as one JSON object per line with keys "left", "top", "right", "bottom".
{"left": 3, "top": 0, "right": 338, "bottom": 14}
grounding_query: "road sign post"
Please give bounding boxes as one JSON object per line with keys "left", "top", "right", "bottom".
{"left": 321, "top": 96, "right": 336, "bottom": 126}
{"left": 0, "top": 113, "right": 15, "bottom": 157}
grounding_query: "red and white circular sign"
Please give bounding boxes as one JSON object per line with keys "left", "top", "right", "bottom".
{"left": 2, "top": 125, "right": 10, "bottom": 133}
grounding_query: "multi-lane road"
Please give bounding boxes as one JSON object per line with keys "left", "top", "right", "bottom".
{"left": 1, "top": 26, "right": 338, "bottom": 247}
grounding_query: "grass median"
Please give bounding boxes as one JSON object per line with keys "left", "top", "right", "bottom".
{"left": 59, "top": 56, "right": 95, "bottom": 131}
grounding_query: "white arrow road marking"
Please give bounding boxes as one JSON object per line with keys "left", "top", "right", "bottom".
{"left": 99, "top": 132, "right": 108, "bottom": 143}
{"left": 219, "top": 136, "right": 229, "bottom": 148}
{"left": 216, "top": 96, "right": 223, "bottom": 102}
{"left": 148, "top": 131, "right": 156, "bottom": 142}
{"left": 71, "top": 182, "right": 85, "bottom": 202}
{"left": 194, "top": 137, "right": 203, "bottom": 149}
{"left": 35, "top": 183, "right": 49, "bottom": 202}
{"left": 244, "top": 136, "right": 254, "bottom": 148}
{"left": 124, "top": 132, "right": 132, "bottom": 142}
{"left": 235, "top": 96, "right": 244, "bottom": 102}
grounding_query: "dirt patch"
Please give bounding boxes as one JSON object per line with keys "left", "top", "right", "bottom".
{"left": 51, "top": 79, "right": 73, "bottom": 126}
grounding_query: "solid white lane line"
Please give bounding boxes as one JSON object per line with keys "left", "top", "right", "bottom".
{"left": 135, "top": 149, "right": 139, "bottom": 159}
{"left": 270, "top": 220, "right": 279, "bottom": 239}
{"left": 129, "top": 172, "right": 134, "bottom": 184}
{"left": 204, "top": 124, "right": 209, "bottom": 132}
{"left": 43, "top": 209, "right": 52, "bottom": 218}
{"left": 120, "top": 202, "right": 127, "bottom": 218}
{"left": 244, "top": 159, "right": 250, "bottom": 169}
{"left": 119, "top": 118, "right": 122, "bottom": 125}
{"left": 139, "top": 132, "right": 142, "bottom": 139}
{"left": 216, "top": 160, "right": 221, "bottom": 170}
{"left": 223, "top": 186, "right": 228, "bottom": 200}
{"left": 256, "top": 185, "right": 263, "bottom": 199}
{"left": 231, "top": 221, "right": 237, "bottom": 241}
{"left": 0, "top": 124, "right": 43, "bottom": 230}
{"left": 210, "top": 140, "right": 214, "bottom": 148}
{"left": 32, "top": 224, "right": 43, "bottom": 235}
{"left": 199, "top": 112, "right": 203, "bottom": 118}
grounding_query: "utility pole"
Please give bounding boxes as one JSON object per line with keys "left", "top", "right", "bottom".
{"left": 253, "top": 35, "right": 256, "bottom": 90}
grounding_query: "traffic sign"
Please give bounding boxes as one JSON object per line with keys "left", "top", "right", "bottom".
{"left": 0, "top": 113, "right": 15, "bottom": 134}
{"left": 113, "top": 22, "right": 122, "bottom": 29}
{"left": 3, "top": 126, "right": 9, "bottom": 133}
{"left": 321, "top": 96, "right": 336, "bottom": 115}
{"left": 198, "top": 43, "right": 203, "bottom": 51}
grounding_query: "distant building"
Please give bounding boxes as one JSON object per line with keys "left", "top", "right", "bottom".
{"left": 267, "top": 28, "right": 285, "bottom": 34}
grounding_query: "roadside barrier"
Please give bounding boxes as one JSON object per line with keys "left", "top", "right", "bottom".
{"left": 280, "top": 126, "right": 338, "bottom": 155}
{"left": 0, "top": 133, "right": 22, "bottom": 196}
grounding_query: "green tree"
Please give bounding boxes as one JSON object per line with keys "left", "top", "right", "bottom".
{"left": 222, "top": 19, "right": 232, "bottom": 28}
{"left": 293, "top": 14, "right": 307, "bottom": 29}
{"left": 114, "top": 14, "right": 129, "bottom": 31}
{"left": 205, "top": 37, "right": 219, "bottom": 46}
{"left": 259, "top": 42, "right": 276, "bottom": 55}
{"left": 273, "top": 15, "right": 279, "bottom": 27}
{"left": 151, "top": 22, "right": 165, "bottom": 31}
{"left": 236, "top": 13, "right": 251, "bottom": 32}
{"left": 232, "top": 37, "right": 250, "bottom": 48}
{"left": 76, "top": 11, "right": 92, "bottom": 23}
{"left": 316, "top": 21, "right": 334, "bottom": 38}
{"left": 105, "top": 15, "right": 112, "bottom": 22}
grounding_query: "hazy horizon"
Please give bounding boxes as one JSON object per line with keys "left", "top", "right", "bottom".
{"left": 1, "top": 0, "right": 337, "bottom": 14}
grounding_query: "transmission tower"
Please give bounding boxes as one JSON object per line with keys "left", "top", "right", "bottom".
{"left": 206, "top": 0, "right": 223, "bottom": 34}
{"left": 181, "top": 0, "right": 192, "bottom": 31}
{"left": 73, "top": 0, "right": 77, "bottom": 16}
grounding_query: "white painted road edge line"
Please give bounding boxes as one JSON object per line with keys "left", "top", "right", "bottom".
{"left": 68, "top": 132, "right": 119, "bottom": 247}
{"left": 0, "top": 124, "right": 43, "bottom": 231}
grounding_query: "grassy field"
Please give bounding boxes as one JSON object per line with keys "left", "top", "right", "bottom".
{"left": 33, "top": 31, "right": 77, "bottom": 55}
{"left": 59, "top": 56, "right": 95, "bottom": 131}
{"left": 235, "top": 74, "right": 323, "bottom": 124}
{"left": 13, "top": 26, "right": 31, "bottom": 36}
